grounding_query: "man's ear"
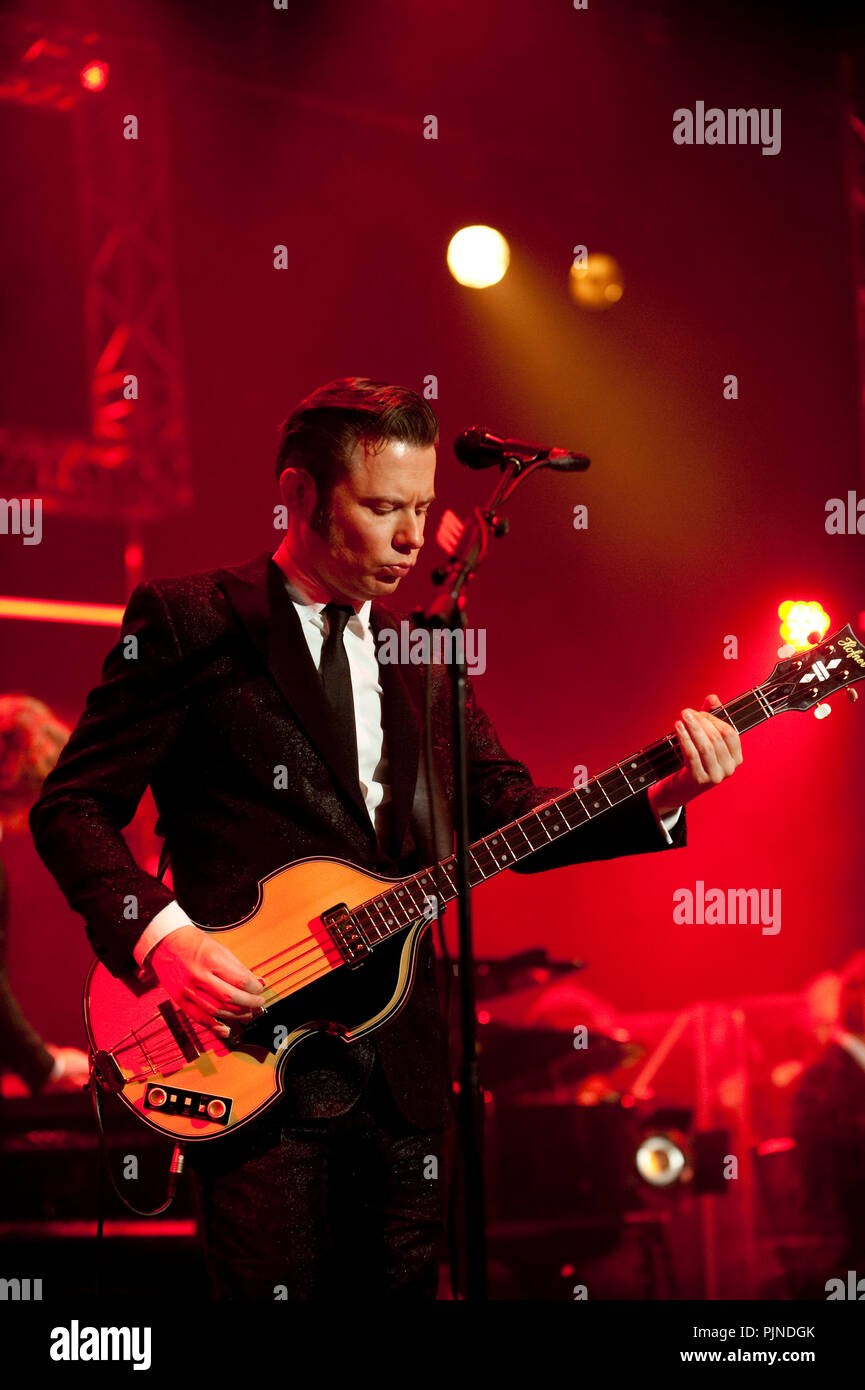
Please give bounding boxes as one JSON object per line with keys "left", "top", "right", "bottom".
{"left": 278, "top": 466, "right": 318, "bottom": 520}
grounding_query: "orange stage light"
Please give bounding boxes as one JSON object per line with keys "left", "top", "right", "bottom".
{"left": 0, "top": 596, "right": 124, "bottom": 627}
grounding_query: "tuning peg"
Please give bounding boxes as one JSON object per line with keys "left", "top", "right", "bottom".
{"left": 777, "top": 644, "right": 796, "bottom": 659}
{"left": 814, "top": 702, "right": 832, "bottom": 720}
{"left": 846, "top": 688, "right": 859, "bottom": 705}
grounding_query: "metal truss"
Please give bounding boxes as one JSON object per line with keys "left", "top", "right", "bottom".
{"left": 0, "top": 18, "right": 191, "bottom": 523}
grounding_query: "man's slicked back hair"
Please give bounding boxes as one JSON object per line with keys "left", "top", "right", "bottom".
{"left": 275, "top": 378, "right": 439, "bottom": 509}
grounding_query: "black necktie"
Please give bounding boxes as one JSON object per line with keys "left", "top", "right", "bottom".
{"left": 320, "top": 601, "right": 360, "bottom": 782}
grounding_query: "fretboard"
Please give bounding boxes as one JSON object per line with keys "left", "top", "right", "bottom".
{"left": 348, "top": 684, "right": 777, "bottom": 948}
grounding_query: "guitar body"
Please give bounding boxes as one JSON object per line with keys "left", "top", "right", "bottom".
{"left": 84, "top": 856, "right": 431, "bottom": 1142}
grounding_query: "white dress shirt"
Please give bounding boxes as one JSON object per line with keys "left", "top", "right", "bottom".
{"left": 132, "top": 545, "right": 682, "bottom": 968}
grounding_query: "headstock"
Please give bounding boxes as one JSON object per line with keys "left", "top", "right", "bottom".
{"left": 760, "top": 624, "right": 865, "bottom": 714}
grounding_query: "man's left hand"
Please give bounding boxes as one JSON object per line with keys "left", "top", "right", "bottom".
{"left": 649, "top": 693, "right": 743, "bottom": 817}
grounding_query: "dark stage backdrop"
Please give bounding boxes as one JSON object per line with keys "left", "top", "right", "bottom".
{"left": 1, "top": 0, "right": 862, "bottom": 1048}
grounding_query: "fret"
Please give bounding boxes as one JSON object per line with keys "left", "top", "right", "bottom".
{"left": 555, "top": 795, "right": 588, "bottom": 830}
{"left": 382, "top": 885, "right": 414, "bottom": 929}
{"left": 468, "top": 848, "right": 489, "bottom": 882}
{"left": 438, "top": 858, "right": 458, "bottom": 895}
{"left": 364, "top": 897, "right": 390, "bottom": 942}
{"left": 528, "top": 808, "right": 555, "bottom": 843}
{"left": 620, "top": 752, "right": 653, "bottom": 790}
{"left": 660, "top": 733, "right": 684, "bottom": 775}
{"left": 511, "top": 820, "right": 535, "bottom": 852}
{"left": 392, "top": 881, "right": 420, "bottom": 922}
{"left": 352, "top": 903, "right": 380, "bottom": 944}
{"left": 595, "top": 766, "right": 632, "bottom": 804}
{"left": 719, "top": 695, "right": 757, "bottom": 731}
{"left": 411, "top": 871, "right": 434, "bottom": 906}
{"left": 515, "top": 810, "right": 555, "bottom": 851}
{"left": 752, "top": 687, "right": 774, "bottom": 721}
{"left": 471, "top": 839, "right": 500, "bottom": 879}
{"left": 539, "top": 798, "right": 585, "bottom": 835}
{"left": 572, "top": 784, "right": 593, "bottom": 819}
{"left": 402, "top": 879, "right": 432, "bottom": 919}
{"left": 644, "top": 737, "right": 680, "bottom": 781}
{"left": 485, "top": 830, "right": 517, "bottom": 867}
{"left": 576, "top": 779, "right": 614, "bottom": 817}
{"left": 501, "top": 822, "right": 530, "bottom": 857}
{"left": 416, "top": 865, "right": 457, "bottom": 906}
{"left": 365, "top": 898, "right": 388, "bottom": 937}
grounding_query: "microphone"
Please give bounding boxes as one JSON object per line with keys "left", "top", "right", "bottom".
{"left": 454, "top": 426, "right": 590, "bottom": 472}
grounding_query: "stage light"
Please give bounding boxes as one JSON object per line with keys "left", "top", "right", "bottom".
{"left": 21, "top": 39, "right": 48, "bottom": 63}
{"left": 755, "top": 1137, "right": 795, "bottom": 1158}
{"left": 0, "top": 596, "right": 124, "bottom": 627}
{"left": 569, "top": 252, "right": 624, "bottom": 310}
{"left": 635, "top": 1130, "right": 693, "bottom": 1187}
{"left": 446, "top": 226, "right": 510, "bottom": 288}
{"left": 80, "top": 60, "right": 108, "bottom": 92}
{"left": 770, "top": 1061, "right": 803, "bottom": 1089}
{"left": 778, "top": 600, "right": 831, "bottom": 650}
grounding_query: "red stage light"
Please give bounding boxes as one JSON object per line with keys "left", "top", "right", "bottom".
{"left": 755, "top": 1137, "right": 795, "bottom": 1158}
{"left": 80, "top": 60, "right": 109, "bottom": 92}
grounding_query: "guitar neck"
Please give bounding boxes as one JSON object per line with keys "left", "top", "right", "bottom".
{"left": 350, "top": 685, "right": 778, "bottom": 947}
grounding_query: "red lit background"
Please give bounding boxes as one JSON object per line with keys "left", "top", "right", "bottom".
{"left": 0, "top": 2, "right": 864, "bottom": 1296}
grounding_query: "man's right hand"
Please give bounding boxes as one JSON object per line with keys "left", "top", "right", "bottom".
{"left": 149, "top": 926, "right": 266, "bottom": 1039}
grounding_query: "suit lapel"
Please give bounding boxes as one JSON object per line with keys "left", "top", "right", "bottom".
{"left": 215, "top": 552, "right": 375, "bottom": 839}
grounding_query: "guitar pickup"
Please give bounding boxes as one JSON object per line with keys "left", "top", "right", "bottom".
{"left": 157, "top": 999, "right": 203, "bottom": 1062}
{"left": 322, "top": 902, "right": 371, "bottom": 968}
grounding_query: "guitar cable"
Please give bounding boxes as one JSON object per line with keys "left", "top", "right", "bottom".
{"left": 88, "top": 1060, "right": 186, "bottom": 1299}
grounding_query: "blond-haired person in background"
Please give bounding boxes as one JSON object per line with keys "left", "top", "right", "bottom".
{"left": 0, "top": 695, "right": 89, "bottom": 1093}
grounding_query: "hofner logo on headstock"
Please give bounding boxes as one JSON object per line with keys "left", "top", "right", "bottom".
{"left": 839, "top": 636, "right": 865, "bottom": 668}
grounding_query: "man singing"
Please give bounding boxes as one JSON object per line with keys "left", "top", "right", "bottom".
{"left": 30, "top": 378, "right": 742, "bottom": 1299}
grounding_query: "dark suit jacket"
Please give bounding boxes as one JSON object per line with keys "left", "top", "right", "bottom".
{"left": 30, "top": 550, "right": 686, "bottom": 1132}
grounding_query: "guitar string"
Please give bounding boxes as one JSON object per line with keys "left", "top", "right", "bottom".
{"left": 114, "top": 692, "right": 776, "bottom": 1072}
{"left": 112, "top": 684, "right": 791, "bottom": 1075}
{"left": 112, "top": 720, "right": 750, "bottom": 1073}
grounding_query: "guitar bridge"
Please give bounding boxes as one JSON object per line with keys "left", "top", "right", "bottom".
{"left": 91, "top": 1049, "right": 124, "bottom": 1093}
{"left": 322, "top": 902, "right": 371, "bottom": 969}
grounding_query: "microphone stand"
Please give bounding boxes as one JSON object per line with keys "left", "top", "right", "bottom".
{"left": 411, "top": 449, "right": 564, "bottom": 1301}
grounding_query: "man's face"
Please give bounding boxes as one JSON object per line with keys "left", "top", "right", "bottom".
{"left": 295, "top": 438, "right": 437, "bottom": 602}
